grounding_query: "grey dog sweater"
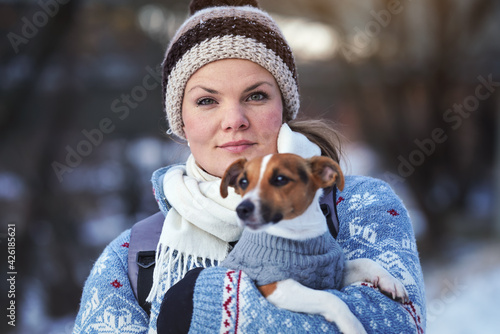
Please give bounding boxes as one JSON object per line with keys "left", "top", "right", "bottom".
{"left": 221, "top": 230, "right": 345, "bottom": 290}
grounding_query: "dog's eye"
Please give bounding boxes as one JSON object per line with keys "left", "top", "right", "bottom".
{"left": 239, "top": 177, "right": 249, "bottom": 190}
{"left": 272, "top": 175, "right": 290, "bottom": 187}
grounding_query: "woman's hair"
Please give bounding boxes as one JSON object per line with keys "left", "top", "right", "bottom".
{"left": 288, "top": 118, "right": 344, "bottom": 163}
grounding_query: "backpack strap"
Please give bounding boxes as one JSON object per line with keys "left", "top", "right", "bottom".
{"left": 320, "top": 186, "right": 339, "bottom": 238}
{"left": 127, "top": 211, "right": 164, "bottom": 315}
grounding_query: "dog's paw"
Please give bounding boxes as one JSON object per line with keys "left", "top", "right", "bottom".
{"left": 322, "top": 312, "right": 367, "bottom": 334}
{"left": 372, "top": 274, "right": 409, "bottom": 303}
{"left": 321, "top": 303, "right": 367, "bottom": 334}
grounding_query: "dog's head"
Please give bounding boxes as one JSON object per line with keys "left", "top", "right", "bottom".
{"left": 220, "top": 153, "right": 344, "bottom": 230}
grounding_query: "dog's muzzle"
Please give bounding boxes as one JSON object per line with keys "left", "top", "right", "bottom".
{"left": 236, "top": 200, "right": 255, "bottom": 220}
{"left": 236, "top": 200, "right": 283, "bottom": 229}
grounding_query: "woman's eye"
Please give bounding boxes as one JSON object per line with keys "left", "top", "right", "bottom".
{"left": 247, "top": 92, "right": 267, "bottom": 101}
{"left": 197, "top": 97, "right": 216, "bottom": 106}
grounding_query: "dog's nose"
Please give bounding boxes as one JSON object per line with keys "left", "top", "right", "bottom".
{"left": 236, "top": 200, "right": 255, "bottom": 220}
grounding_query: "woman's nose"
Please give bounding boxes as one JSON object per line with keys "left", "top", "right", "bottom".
{"left": 221, "top": 103, "right": 249, "bottom": 131}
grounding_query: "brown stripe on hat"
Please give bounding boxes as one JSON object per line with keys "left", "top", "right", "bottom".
{"left": 169, "top": 5, "right": 288, "bottom": 58}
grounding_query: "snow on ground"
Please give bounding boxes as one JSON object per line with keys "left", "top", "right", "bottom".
{"left": 423, "top": 238, "right": 500, "bottom": 334}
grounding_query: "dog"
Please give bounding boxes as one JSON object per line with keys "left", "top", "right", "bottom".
{"left": 220, "top": 153, "right": 408, "bottom": 334}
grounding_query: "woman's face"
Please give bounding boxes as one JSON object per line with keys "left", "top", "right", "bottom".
{"left": 182, "top": 59, "right": 283, "bottom": 177}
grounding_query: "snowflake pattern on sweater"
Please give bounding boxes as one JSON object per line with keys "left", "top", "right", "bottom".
{"left": 74, "top": 175, "right": 426, "bottom": 334}
{"left": 73, "top": 231, "right": 149, "bottom": 334}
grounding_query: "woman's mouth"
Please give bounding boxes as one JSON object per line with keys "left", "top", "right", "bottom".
{"left": 218, "top": 140, "right": 256, "bottom": 153}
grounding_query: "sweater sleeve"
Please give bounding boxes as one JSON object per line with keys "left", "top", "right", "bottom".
{"left": 73, "top": 229, "right": 150, "bottom": 334}
{"left": 187, "top": 175, "right": 426, "bottom": 334}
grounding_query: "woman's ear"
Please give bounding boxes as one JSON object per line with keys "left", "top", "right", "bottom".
{"left": 182, "top": 127, "right": 191, "bottom": 146}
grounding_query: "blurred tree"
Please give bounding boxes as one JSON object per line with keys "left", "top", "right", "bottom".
{"left": 0, "top": 0, "right": 83, "bottom": 321}
{"left": 0, "top": 0, "right": 166, "bottom": 326}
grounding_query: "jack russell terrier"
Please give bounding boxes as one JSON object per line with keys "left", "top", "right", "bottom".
{"left": 220, "top": 153, "right": 408, "bottom": 334}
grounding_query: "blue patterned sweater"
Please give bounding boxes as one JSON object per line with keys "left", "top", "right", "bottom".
{"left": 73, "top": 171, "right": 426, "bottom": 334}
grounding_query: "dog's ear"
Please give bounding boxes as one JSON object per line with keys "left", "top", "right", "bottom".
{"left": 220, "top": 158, "right": 247, "bottom": 198}
{"left": 308, "top": 156, "right": 345, "bottom": 191}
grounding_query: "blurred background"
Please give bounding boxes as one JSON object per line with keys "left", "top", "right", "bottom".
{"left": 0, "top": 0, "right": 499, "bottom": 333}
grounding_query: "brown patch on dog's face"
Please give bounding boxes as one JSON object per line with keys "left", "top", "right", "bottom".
{"left": 232, "top": 157, "right": 263, "bottom": 196}
{"left": 220, "top": 156, "right": 263, "bottom": 198}
{"left": 256, "top": 154, "right": 319, "bottom": 222}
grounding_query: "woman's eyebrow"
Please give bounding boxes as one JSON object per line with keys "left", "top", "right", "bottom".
{"left": 187, "top": 85, "right": 219, "bottom": 94}
{"left": 243, "top": 81, "right": 274, "bottom": 93}
{"left": 187, "top": 81, "right": 274, "bottom": 94}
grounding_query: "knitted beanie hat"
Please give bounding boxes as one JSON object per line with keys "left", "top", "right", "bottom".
{"left": 163, "top": 0, "right": 300, "bottom": 139}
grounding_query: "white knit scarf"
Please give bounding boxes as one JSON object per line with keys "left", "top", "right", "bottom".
{"left": 147, "top": 123, "right": 321, "bottom": 302}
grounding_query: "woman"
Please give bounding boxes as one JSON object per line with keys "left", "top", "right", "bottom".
{"left": 74, "top": 0, "right": 426, "bottom": 333}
